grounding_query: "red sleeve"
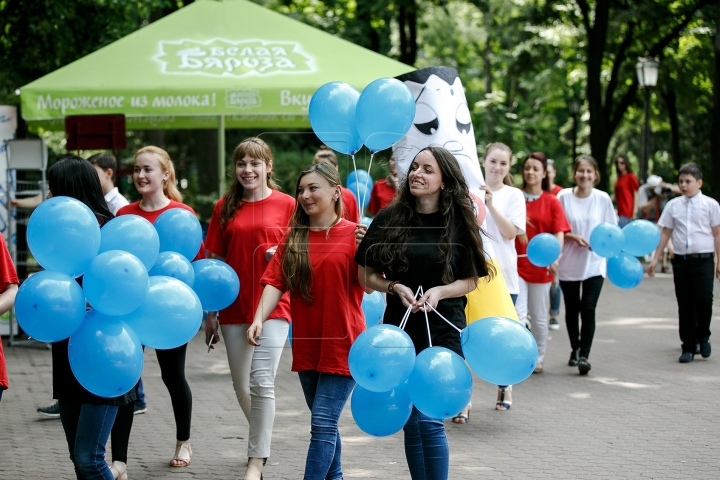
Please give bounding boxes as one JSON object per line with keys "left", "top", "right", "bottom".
{"left": 260, "top": 250, "right": 287, "bottom": 292}
{"left": 368, "top": 183, "right": 380, "bottom": 215}
{"left": 551, "top": 196, "right": 572, "bottom": 234}
{"left": 0, "top": 237, "right": 18, "bottom": 289}
{"left": 205, "top": 199, "right": 226, "bottom": 258}
{"left": 342, "top": 188, "right": 360, "bottom": 223}
{"left": 630, "top": 174, "right": 639, "bottom": 192}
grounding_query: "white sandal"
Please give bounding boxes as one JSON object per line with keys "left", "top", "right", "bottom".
{"left": 170, "top": 440, "right": 192, "bottom": 468}
{"left": 109, "top": 460, "right": 128, "bottom": 480}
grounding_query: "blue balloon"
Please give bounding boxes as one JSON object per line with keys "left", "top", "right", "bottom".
{"left": 149, "top": 251, "right": 195, "bottom": 287}
{"left": 622, "top": 220, "right": 661, "bottom": 256}
{"left": 347, "top": 182, "right": 370, "bottom": 209}
{"left": 347, "top": 170, "right": 373, "bottom": 191}
{"left": 69, "top": 311, "right": 143, "bottom": 398}
{"left": 360, "top": 216, "right": 373, "bottom": 227}
{"left": 100, "top": 215, "right": 159, "bottom": 269}
{"left": 349, "top": 325, "right": 415, "bottom": 392}
{"left": 309, "top": 82, "right": 363, "bottom": 155}
{"left": 607, "top": 253, "right": 644, "bottom": 289}
{"left": 527, "top": 233, "right": 561, "bottom": 267}
{"left": 192, "top": 259, "right": 240, "bottom": 312}
{"left": 287, "top": 322, "right": 292, "bottom": 347}
{"left": 122, "top": 276, "right": 203, "bottom": 349}
{"left": 461, "top": 317, "right": 538, "bottom": 385}
{"left": 154, "top": 208, "right": 203, "bottom": 261}
{"left": 15, "top": 270, "right": 86, "bottom": 342}
{"left": 351, "top": 381, "right": 413, "bottom": 437}
{"left": 589, "top": 222, "right": 625, "bottom": 258}
{"left": 27, "top": 196, "right": 101, "bottom": 277}
{"left": 362, "top": 292, "right": 385, "bottom": 327}
{"left": 407, "top": 347, "right": 473, "bottom": 419}
{"left": 356, "top": 78, "right": 416, "bottom": 152}
{"left": 83, "top": 251, "right": 148, "bottom": 316}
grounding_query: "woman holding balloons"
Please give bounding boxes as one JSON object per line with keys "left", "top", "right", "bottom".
{"left": 204, "top": 138, "right": 295, "bottom": 480}
{"left": 247, "top": 161, "right": 366, "bottom": 480}
{"left": 47, "top": 155, "right": 137, "bottom": 480}
{"left": 515, "top": 152, "right": 570, "bottom": 374}
{"left": 112, "top": 146, "right": 202, "bottom": 471}
{"left": 557, "top": 156, "right": 616, "bottom": 375}
{"left": 313, "top": 146, "right": 360, "bottom": 222}
{"left": 355, "top": 146, "right": 491, "bottom": 480}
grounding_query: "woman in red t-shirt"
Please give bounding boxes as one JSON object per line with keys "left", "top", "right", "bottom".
{"left": 313, "top": 146, "right": 360, "bottom": 223}
{"left": 0, "top": 235, "right": 17, "bottom": 404}
{"left": 248, "top": 162, "right": 365, "bottom": 480}
{"left": 204, "top": 138, "right": 295, "bottom": 480}
{"left": 112, "top": 146, "right": 199, "bottom": 471}
{"left": 612, "top": 155, "right": 639, "bottom": 227}
{"left": 515, "top": 152, "right": 571, "bottom": 374}
{"left": 368, "top": 155, "right": 399, "bottom": 215}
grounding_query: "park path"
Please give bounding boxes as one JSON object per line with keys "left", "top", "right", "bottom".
{"left": 1, "top": 273, "right": 719, "bottom": 479}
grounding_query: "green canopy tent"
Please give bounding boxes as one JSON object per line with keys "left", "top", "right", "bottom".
{"left": 19, "top": 0, "right": 413, "bottom": 192}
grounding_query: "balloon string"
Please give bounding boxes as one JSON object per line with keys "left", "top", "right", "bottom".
{"left": 350, "top": 153, "right": 360, "bottom": 220}
{"left": 398, "top": 285, "right": 423, "bottom": 330}
{"left": 420, "top": 287, "right": 433, "bottom": 348}
{"left": 424, "top": 302, "right": 463, "bottom": 333}
{"left": 361, "top": 152, "right": 375, "bottom": 217}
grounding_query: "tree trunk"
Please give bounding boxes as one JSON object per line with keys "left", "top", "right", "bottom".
{"left": 398, "top": 0, "right": 417, "bottom": 66}
{"left": 712, "top": 0, "right": 720, "bottom": 200}
{"left": 483, "top": 10, "right": 493, "bottom": 139}
{"left": 662, "top": 88, "right": 681, "bottom": 171}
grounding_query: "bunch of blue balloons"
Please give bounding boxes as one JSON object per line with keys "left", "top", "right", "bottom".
{"left": 346, "top": 170, "right": 373, "bottom": 209}
{"left": 16, "top": 198, "right": 240, "bottom": 397}
{"left": 348, "top": 314, "right": 538, "bottom": 436}
{"left": 589, "top": 220, "right": 660, "bottom": 289}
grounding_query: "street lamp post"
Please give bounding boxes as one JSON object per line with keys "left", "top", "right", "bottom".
{"left": 567, "top": 97, "right": 582, "bottom": 161}
{"left": 636, "top": 56, "right": 660, "bottom": 184}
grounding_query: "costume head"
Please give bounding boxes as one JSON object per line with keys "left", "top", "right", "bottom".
{"left": 392, "top": 67, "right": 484, "bottom": 198}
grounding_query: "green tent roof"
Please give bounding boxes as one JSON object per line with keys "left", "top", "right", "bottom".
{"left": 20, "top": 0, "right": 413, "bottom": 130}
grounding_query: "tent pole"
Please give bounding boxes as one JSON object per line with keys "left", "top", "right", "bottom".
{"left": 218, "top": 114, "right": 225, "bottom": 196}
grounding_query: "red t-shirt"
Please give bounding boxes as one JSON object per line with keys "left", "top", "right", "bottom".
{"left": 205, "top": 191, "right": 295, "bottom": 324}
{"left": 614, "top": 173, "right": 639, "bottom": 218}
{"left": 551, "top": 184, "right": 563, "bottom": 196}
{"left": 516, "top": 192, "right": 571, "bottom": 284}
{"left": 368, "top": 178, "right": 396, "bottom": 215}
{"left": 117, "top": 200, "right": 205, "bottom": 260}
{"left": 261, "top": 219, "right": 365, "bottom": 376}
{"left": 0, "top": 236, "right": 19, "bottom": 390}
{"left": 341, "top": 187, "right": 360, "bottom": 223}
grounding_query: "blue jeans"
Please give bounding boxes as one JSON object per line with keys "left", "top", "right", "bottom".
{"left": 403, "top": 407, "right": 449, "bottom": 480}
{"left": 618, "top": 216, "right": 632, "bottom": 228}
{"left": 297, "top": 371, "right": 355, "bottom": 480}
{"left": 510, "top": 293, "right": 518, "bottom": 305}
{"left": 549, "top": 281, "right": 562, "bottom": 317}
{"left": 58, "top": 400, "right": 118, "bottom": 480}
{"left": 135, "top": 377, "right": 146, "bottom": 409}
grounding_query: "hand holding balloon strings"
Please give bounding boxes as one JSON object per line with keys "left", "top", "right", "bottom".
{"left": 398, "top": 285, "right": 423, "bottom": 330}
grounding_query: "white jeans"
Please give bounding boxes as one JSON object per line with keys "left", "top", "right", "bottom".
{"left": 516, "top": 278, "right": 551, "bottom": 363}
{"left": 221, "top": 320, "right": 289, "bottom": 458}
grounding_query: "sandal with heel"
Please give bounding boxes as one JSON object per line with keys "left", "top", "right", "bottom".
{"left": 109, "top": 461, "right": 128, "bottom": 480}
{"left": 170, "top": 440, "right": 192, "bottom": 468}
{"left": 451, "top": 401, "right": 471, "bottom": 424}
{"left": 495, "top": 386, "right": 512, "bottom": 411}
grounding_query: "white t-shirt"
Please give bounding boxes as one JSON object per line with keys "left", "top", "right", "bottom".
{"left": 105, "top": 187, "right": 129, "bottom": 216}
{"left": 484, "top": 185, "right": 526, "bottom": 294}
{"left": 557, "top": 188, "right": 616, "bottom": 281}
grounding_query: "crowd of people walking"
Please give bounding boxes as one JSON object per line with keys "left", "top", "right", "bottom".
{"left": 0, "top": 137, "right": 718, "bottom": 480}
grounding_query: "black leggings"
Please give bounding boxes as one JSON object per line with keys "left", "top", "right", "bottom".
{"left": 111, "top": 344, "right": 192, "bottom": 462}
{"left": 560, "top": 276, "right": 604, "bottom": 358}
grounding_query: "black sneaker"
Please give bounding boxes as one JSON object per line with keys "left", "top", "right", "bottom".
{"left": 133, "top": 403, "right": 148, "bottom": 415}
{"left": 700, "top": 338, "right": 711, "bottom": 358}
{"left": 679, "top": 351, "right": 694, "bottom": 363}
{"left": 568, "top": 350, "right": 580, "bottom": 367}
{"left": 549, "top": 318, "right": 560, "bottom": 331}
{"left": 695, "top": 343, "right": 702, "bottom": 355}
{"left": 37, "top": 401, "right": 60, "bottom": 418}
{"left": 578, "top": 357, "right": 591, "bottom": 375}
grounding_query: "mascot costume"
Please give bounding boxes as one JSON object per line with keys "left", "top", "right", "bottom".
{"left": 393, "top": 66, "right": 519, "bottom": 322}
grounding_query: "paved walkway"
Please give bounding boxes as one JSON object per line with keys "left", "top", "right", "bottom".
{"left": 1, "top": 273, "right": 719, "bottom": 479}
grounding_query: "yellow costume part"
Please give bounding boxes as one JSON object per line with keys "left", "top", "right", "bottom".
{"left": 466, "top": 259, "right": 519, "bottom": 323}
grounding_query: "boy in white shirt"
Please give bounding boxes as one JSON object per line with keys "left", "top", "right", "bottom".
{"left": 649, "top": 163, "right": 720, "bottom": 363}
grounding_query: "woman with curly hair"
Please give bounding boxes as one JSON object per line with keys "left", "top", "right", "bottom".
{"left": 355, "top": 146, "right": 492, "bottom": 480}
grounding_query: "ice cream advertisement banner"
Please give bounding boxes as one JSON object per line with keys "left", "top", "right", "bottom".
{"left": 392, "top": 67, "right": 518, "bottom": 322}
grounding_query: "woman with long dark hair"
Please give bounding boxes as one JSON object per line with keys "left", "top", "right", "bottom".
{"left": 205, "top": 138, "right": 295, "bottom": 480}
{"left": 247, "top": 162, "right": 366, "bottom": 479}
{"left": 355, "top": 146, "right": 492, "bottom": 479}
{"left": 48, "top": 155, "right": 135, "bottom": 480}
{"left": 515, "top": 152, "right": 571, "bottom": 374}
